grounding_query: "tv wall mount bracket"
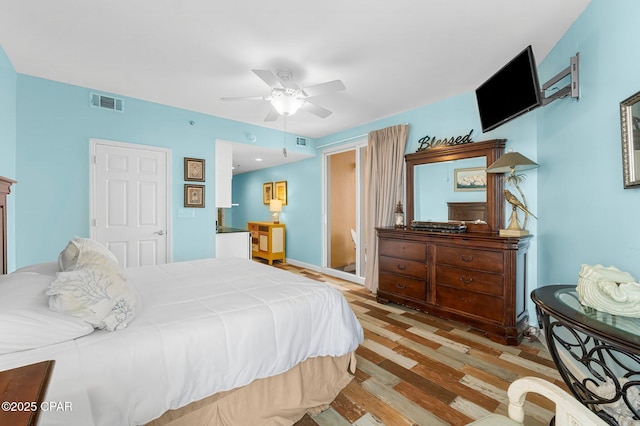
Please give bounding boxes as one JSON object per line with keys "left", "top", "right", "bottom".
{"left": 541, "top": 52, "right": 579, "bottom": 106}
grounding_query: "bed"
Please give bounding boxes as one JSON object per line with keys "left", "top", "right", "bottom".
{"left": 0, "top": 240, "right": 364, "bottom": 426}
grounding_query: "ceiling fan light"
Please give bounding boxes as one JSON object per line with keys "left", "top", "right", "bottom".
{"left": 271, "top": 96, "right": 303, "bottom": 116}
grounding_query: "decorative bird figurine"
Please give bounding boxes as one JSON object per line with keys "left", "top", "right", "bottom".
{"left": 503, "top": 189, "right": 537, "bottom": 219}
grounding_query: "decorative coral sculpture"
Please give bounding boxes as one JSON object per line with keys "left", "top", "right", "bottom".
{"left": 577, "top": 264, "right": 640, "bottom": 317}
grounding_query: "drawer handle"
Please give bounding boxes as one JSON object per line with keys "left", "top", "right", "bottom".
{"left": 397, "top": 264, "right": 406, "bottom": 270}
{"left": 460, "top": 276, "right": 473, "bottom": 284}
{"left": 460, "top": 254, "right": 474, "bottom": 262}
{"left": 396, "top": 283, "right": 406, "bottom": 289}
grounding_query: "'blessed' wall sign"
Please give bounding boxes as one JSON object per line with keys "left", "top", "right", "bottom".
{"left": 416, "top": 129, "right": 474, "bottom": 151}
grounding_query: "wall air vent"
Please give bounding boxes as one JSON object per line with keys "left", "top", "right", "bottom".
{"left": 90, "top": 93, "right": 124, "bottom": 112}
{"left": 296, "top": 137, "right": 308, "bottom": 147}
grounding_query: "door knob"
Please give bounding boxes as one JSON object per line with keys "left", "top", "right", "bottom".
{"left": 154, "top": 230, "right": 165, "bottom": 236}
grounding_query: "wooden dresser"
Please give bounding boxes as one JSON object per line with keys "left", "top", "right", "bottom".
{"left": 0, "top": 176, "right": 16, "bottom": 274}
{"left": 377, "top": 227, "right": 530, "bottom": 345}
{"left": 378, "top": 139, "right": 534, "bottom": 346}
{"left": 247, "top": 222, "right": 285, "bottom": 265}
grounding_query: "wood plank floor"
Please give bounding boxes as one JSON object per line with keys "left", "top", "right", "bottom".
{"left": 269, "top": 262, "right": 565, "bottom": 426}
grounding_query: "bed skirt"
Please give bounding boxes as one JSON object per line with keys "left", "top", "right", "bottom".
{"left": 146, "top": 352, "right": 356, "bottom": 426}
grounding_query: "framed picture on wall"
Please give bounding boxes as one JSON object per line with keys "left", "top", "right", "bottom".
{"left": 263, "top": 182, "right": 273, "bottom": 204}
{"left": 274, "top": 180, "right": 288, "bottom": 205}
{"left": 184, "top": 157, "right": 205, "bottom": 182}
{"left": 454, "top": 167, "right": 487, "bottom": 192}
{"left": 184, "top": 184, "right": 205, "bottom": 207}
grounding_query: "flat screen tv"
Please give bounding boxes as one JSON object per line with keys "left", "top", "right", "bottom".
{"left": 475, "top": 45, "right": 542, "bottom": 132}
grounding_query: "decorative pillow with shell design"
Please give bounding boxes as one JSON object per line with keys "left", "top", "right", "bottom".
{"left": 48, "top": 238, "right": 136, "bottom": 331}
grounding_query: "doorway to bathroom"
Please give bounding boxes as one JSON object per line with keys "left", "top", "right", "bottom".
{"left": 322, "top": 140, "right": 366, "bottom": 284}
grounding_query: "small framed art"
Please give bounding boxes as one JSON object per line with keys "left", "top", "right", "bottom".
{"left": 274, "top": 180, "right": 288, "bottom": 205}
{"left": 184, "top": 184, "right": 205, "bottom": 208}
{"left": 263, "top": 182, "right": 273, "bottom": 204}
{"left": 184, "top": 157, "right": 205, "bottom": 182}
{"left": 454, "top": 167, "right": 487, "bottom": 192}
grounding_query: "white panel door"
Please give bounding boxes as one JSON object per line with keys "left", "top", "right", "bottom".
{"left": 91, "top": 139, "right": 171, "bottom": 268}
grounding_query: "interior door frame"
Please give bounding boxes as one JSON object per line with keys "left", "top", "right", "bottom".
{"left": 321, "top": 139, "right": 367, "bottom": 285}
{"left": 89, "top": 138, "right": 173, "bottom": 263}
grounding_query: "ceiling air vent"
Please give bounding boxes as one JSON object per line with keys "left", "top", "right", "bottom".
{"left": 90, "top": 93, "right": 124, "bottom": 112}
{"left": 296, "top": 137, "right": 308, "bottom": 147}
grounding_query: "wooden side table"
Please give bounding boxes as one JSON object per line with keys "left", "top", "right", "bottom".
{"left": 247, "top": 222, "right": 285, "bottom": 265}
{"left": 0, "top": 360, "right": 55, "bottom": 426}
{"left": 532, "top": 285, "right": 640, "bottom": 425}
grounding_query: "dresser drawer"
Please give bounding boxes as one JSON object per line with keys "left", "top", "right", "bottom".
{"left": 434, "top": 245, "right": 504, "bottom": 273}
{"left": 435, "top": 264, "right": 503, "bottom": 296}
{"left": 379, "top": 272, "right": 426, "bottom": 301}
{"left": 379, "top": 239, "right": 426, "bottom": 262}
{"left": 379, "top": 255, "right": 426, "bottom": 279}
{"left": 435, "top": 285, "right": 503, "bottom": 322}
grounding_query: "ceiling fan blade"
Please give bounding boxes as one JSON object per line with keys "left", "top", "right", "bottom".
{"left": 264, "top": 106, "right": 280, "bottom": 122}
{"left": 301, "top": 101, "right": 332, "bottom": 118}
{"left": 301, "top": 80, "right": 345, "bottom": 98}
{"left": 220, "top": 95, "right": 266, "bottom": 102}
{"left": 252, "top": 69, "right": 282, "bottom": 89}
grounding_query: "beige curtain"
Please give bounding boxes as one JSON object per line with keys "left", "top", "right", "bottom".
{"left": 364, "top": 124, "right": 409, "bottom": 293}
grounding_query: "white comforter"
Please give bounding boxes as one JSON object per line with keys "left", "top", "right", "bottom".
{"left": 0, "top": 258, "right": 364, "bottom": 426}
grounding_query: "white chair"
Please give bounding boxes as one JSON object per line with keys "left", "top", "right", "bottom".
{"left": 467, "top": 376, "right": 606, "bottom": 426}
{"left": 343, "top": 229, "right": 358, "bottom": 273}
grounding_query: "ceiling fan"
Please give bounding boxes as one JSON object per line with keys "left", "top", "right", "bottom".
{"left": 221, "top": 68, "right": 345, "bottom": 121}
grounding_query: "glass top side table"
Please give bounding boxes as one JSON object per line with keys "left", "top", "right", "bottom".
{"left": 532, "top": 285, "right": 640, "bottom": 426}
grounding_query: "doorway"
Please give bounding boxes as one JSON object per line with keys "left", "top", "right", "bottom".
{"left": 323, "top": 141, "right": 366, "bottom": 284}
{"left": 90, "top": 139, "right": 172, "bottom": 267}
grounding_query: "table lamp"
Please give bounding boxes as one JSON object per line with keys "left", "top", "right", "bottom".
{"left": 269, "top": 199, "right": 282, "bottom": 224}
{"left": 486, "top": 151, "right": 538, "bottom": 237}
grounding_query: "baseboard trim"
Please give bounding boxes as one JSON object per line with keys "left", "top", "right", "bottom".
{"left": 283, "top": 258, "right": 322, "bottom": 272}
{"left": 285, "top": 258, "right": 365, "bottom": 285}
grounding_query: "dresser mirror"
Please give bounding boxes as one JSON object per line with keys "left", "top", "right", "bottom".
{"left": 405, "top": 139, "right": 506, "bottom": 233}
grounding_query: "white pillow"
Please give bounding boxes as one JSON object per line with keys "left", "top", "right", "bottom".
{"left": 58, "top": 237, "right": 118, "bottom": 271}
{"left": 0, "top": 272, "right": 94, "bottom": 355}
{"left": 47, "top": 253, "right": 136, "bottom": 331}
{"left": 14, "top": 261, "right": 60, "bottom": 276}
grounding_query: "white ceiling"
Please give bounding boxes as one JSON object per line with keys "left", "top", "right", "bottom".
{"left": 0, "top": 0, "right": 590, "bottom": 172}
{"left": 227, "top": 140, "right": 312, "bottom": 175}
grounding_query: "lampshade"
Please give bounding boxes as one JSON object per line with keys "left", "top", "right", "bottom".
{"left": 486, "top": 151, "right": 538, "bottom": 174}
{"left": 269, "top": 199, "right": 283, "bottom": 212}
{"left": 270, "top": 96, "right": 303, "bottom": 116}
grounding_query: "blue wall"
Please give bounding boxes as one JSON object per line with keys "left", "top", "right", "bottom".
{"left": 232, "top": 155, "right": 322, "bottom": 265}
{"left": 536, "top": 0, "right": 640, "bottom": 284}
{"left": 12, "top": 75, "right": 314, "bottom": 267}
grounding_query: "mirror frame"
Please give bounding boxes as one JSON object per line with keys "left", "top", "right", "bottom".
{"left": 620, "top": 90, "right": 640, "bottom": 189}
{"left": 406, "top": 139, "right": 506, "bottom": 233}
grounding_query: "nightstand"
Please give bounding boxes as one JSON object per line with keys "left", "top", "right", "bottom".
{"left": 0, "top": 360, "right": 55, "bottom": 426}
